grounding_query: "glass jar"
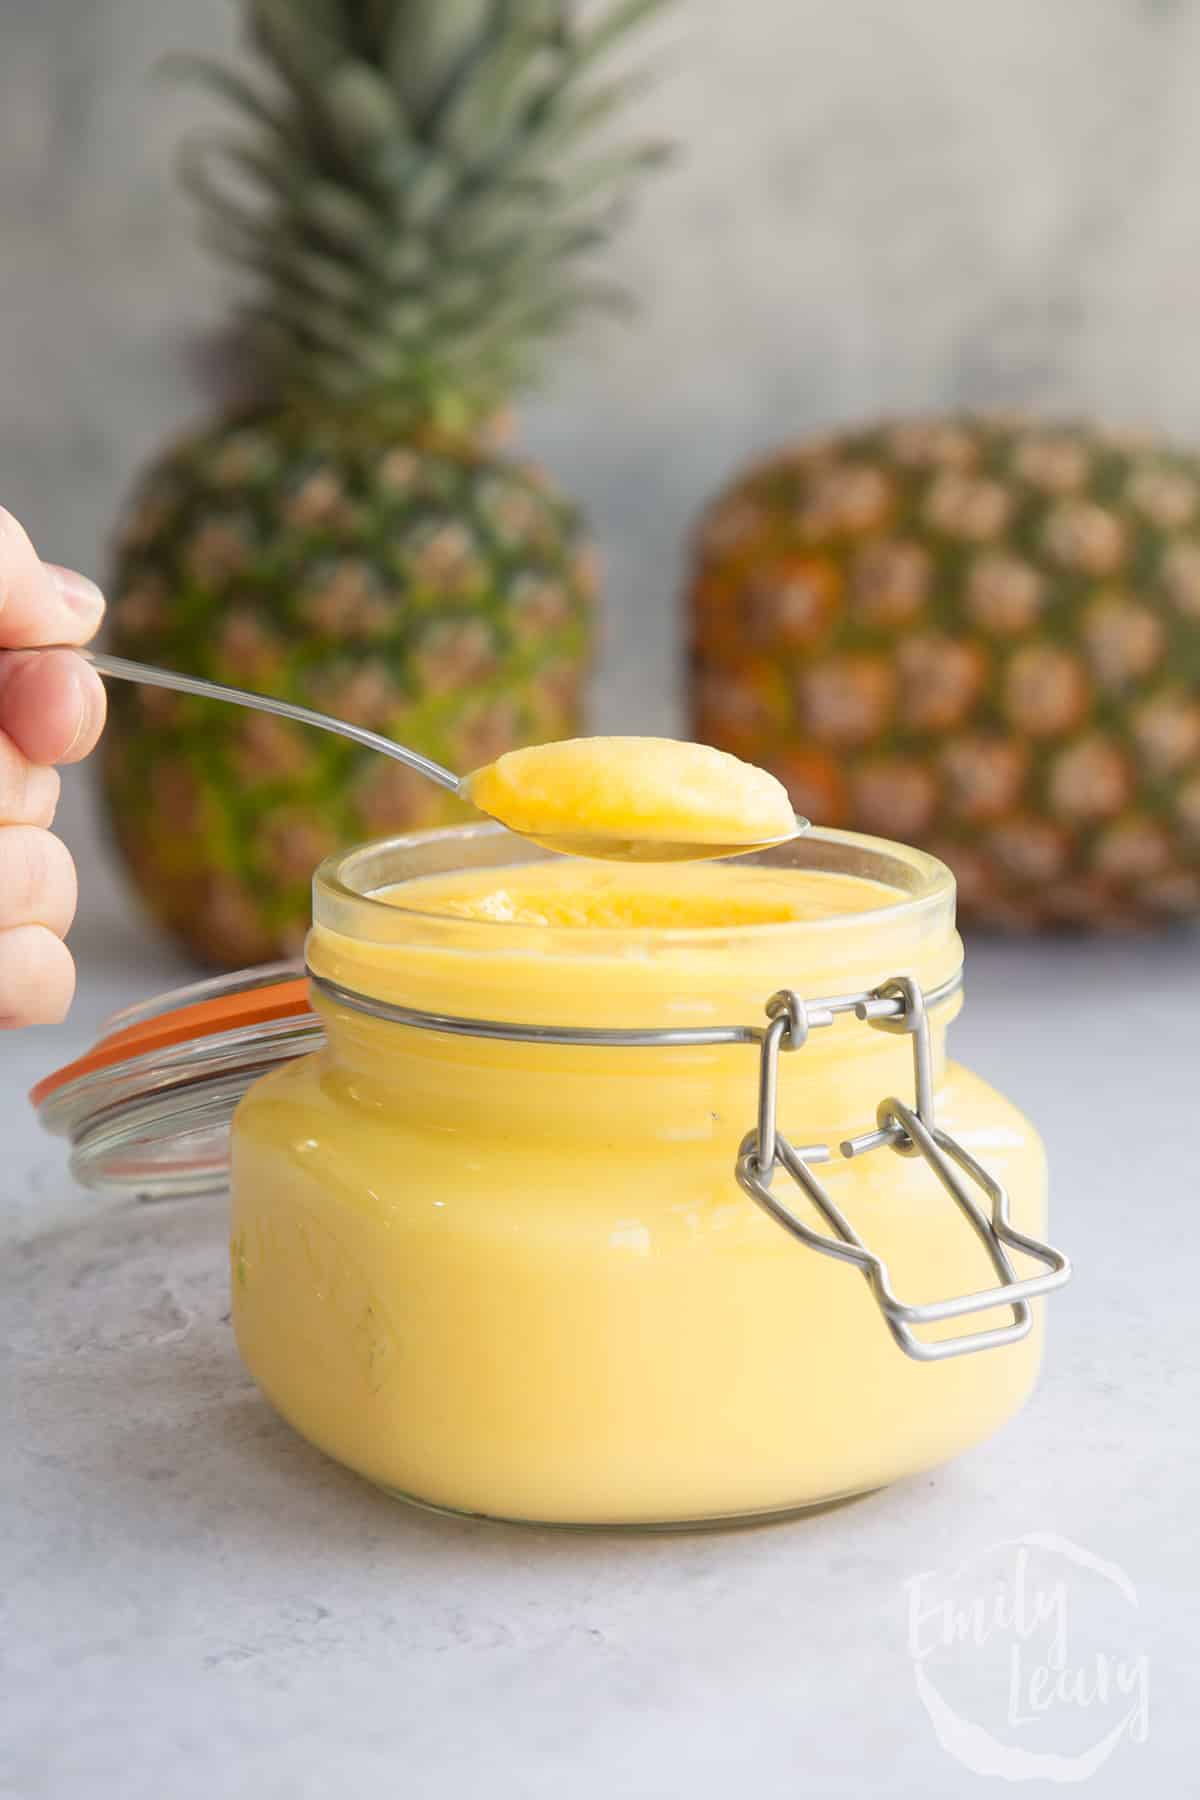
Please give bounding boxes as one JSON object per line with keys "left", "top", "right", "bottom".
{"left": 226, "top": 823, "right": 1068, "bottom": 1528}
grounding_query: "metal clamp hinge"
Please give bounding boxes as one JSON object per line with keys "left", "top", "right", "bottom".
{"left": 735, "top": 978, "right": 1071, "bottom": 1362}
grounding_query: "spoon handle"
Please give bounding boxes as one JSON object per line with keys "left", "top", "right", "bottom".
{"left": 66, "top": 646, "right": 463, "bottom": 796}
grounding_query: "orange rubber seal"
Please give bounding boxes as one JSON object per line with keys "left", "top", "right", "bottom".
{"left": 29, "top": 977, "right": 313, "bottom": 1110}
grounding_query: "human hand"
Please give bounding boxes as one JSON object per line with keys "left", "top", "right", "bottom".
{"left": 0, "top": 506, "right": 107, "bottom": 1026}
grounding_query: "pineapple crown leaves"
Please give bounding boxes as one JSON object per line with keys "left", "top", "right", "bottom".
{"left": 169, "top": 0, "right": 674, "bottom": 431}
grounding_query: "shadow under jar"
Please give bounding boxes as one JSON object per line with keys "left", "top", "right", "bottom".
{"left": 230, "top": 824, "right": 1068, "bottom": 1528}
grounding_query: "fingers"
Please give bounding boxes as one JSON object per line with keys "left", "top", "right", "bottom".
{"left": 0, "top": 731, "right": 60, "bottom": 826}
{"left": 0, "top": 824, "right": 79, "bottom": 1027}
{"left": 0, "top": 826, "right": 78, "bottom": 936}
{"left": 0, "top": 820, "right": 80, "bottom": 1029}
{"left": 0, "top": 509, "right": 101, "bottom": 1027}
{"left": 0, "top": 509, "right": 107, "bottom": 768}
{"left": 0, "top": 926, "right": 76, "bottom": 1027}
{"left": 0, "top": 649, "right": 107, "bottom": 765}
{"left": 0, "top": 508, "right": 105, "bottom": 647}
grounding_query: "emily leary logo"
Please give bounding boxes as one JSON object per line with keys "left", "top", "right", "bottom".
{"left": 905, "top": 1534, "right": 1150, "bottom": 1782}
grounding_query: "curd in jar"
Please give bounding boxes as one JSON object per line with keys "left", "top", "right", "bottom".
{"left": 229, "top": 825, "right": 1049, "bottom": 1526}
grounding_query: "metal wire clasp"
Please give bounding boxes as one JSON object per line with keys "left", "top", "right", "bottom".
{"left": 305, "top": 960, "right": 1069, "bottom": 1361}
{"left": 750, "top": 991, "right": 832, "bottom": 1174}
{"left": 735, "top": 976, "right": 1071, "bottom": 1362}
{"left": 841, "top": 975, "right": 934, "bottom": 1158}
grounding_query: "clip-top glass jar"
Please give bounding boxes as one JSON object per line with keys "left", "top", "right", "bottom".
{"left": 222, "top": 822, "right": 1069, "bottom": 1528}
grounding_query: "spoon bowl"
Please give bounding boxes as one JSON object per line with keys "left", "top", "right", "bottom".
{"left": 504, "top": 824, "right": 808, "bottom": 862}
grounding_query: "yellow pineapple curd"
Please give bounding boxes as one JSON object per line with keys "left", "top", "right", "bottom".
{"left": 230, "top": 826, "right": 1050, "bottom": 1526}
{"left": 464, "top": 735, "right": 798, "bottom": 856}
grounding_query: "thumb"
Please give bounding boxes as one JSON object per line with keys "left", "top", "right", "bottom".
{"left": 0, "top": 508, "right": 105, "bottom": 647}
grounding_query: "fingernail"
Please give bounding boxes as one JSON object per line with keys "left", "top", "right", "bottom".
{"left": 46, "top": 563, "right": 105, "bottom": 622}
{"left": 60, "top": 667, "right": 94, "bottom": 760}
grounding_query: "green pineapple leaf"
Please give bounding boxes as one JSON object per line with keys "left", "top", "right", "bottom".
{"left": 174, "top": 0, "right": 673, "bottom": 427}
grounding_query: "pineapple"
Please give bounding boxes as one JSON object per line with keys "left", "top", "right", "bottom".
{"left": 688, "top": 417, "right": 1200, "bottom": 929}
{"left": 104, "top": 0, "right": 670, "bottom": 967}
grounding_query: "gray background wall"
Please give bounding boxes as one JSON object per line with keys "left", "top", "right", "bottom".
{"left": 5, "top": 0, "right": 1200, "bottom": 901}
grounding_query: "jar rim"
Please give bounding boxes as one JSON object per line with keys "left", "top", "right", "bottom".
{"left": 312, "top": 822, "right": 956, "bottom": 951}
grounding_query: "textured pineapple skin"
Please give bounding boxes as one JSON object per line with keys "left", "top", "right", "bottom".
{"left": 102, "top": 412, "right": 596, "bottom": 967}
{"left": 688, "top": 417, "right": 1200, "bottom": 928}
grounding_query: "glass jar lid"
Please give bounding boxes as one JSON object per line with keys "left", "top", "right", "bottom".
{"left": 31, "top": 963, "right": 321, "bottom": 1201}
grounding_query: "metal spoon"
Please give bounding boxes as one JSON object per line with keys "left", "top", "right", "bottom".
{"left": 65, "top": 647, "right": 808, "bottom": 862}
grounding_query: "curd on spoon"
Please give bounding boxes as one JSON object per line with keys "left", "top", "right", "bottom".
{"left": 464, "top": 735, "right": 803, "bottom": 861}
